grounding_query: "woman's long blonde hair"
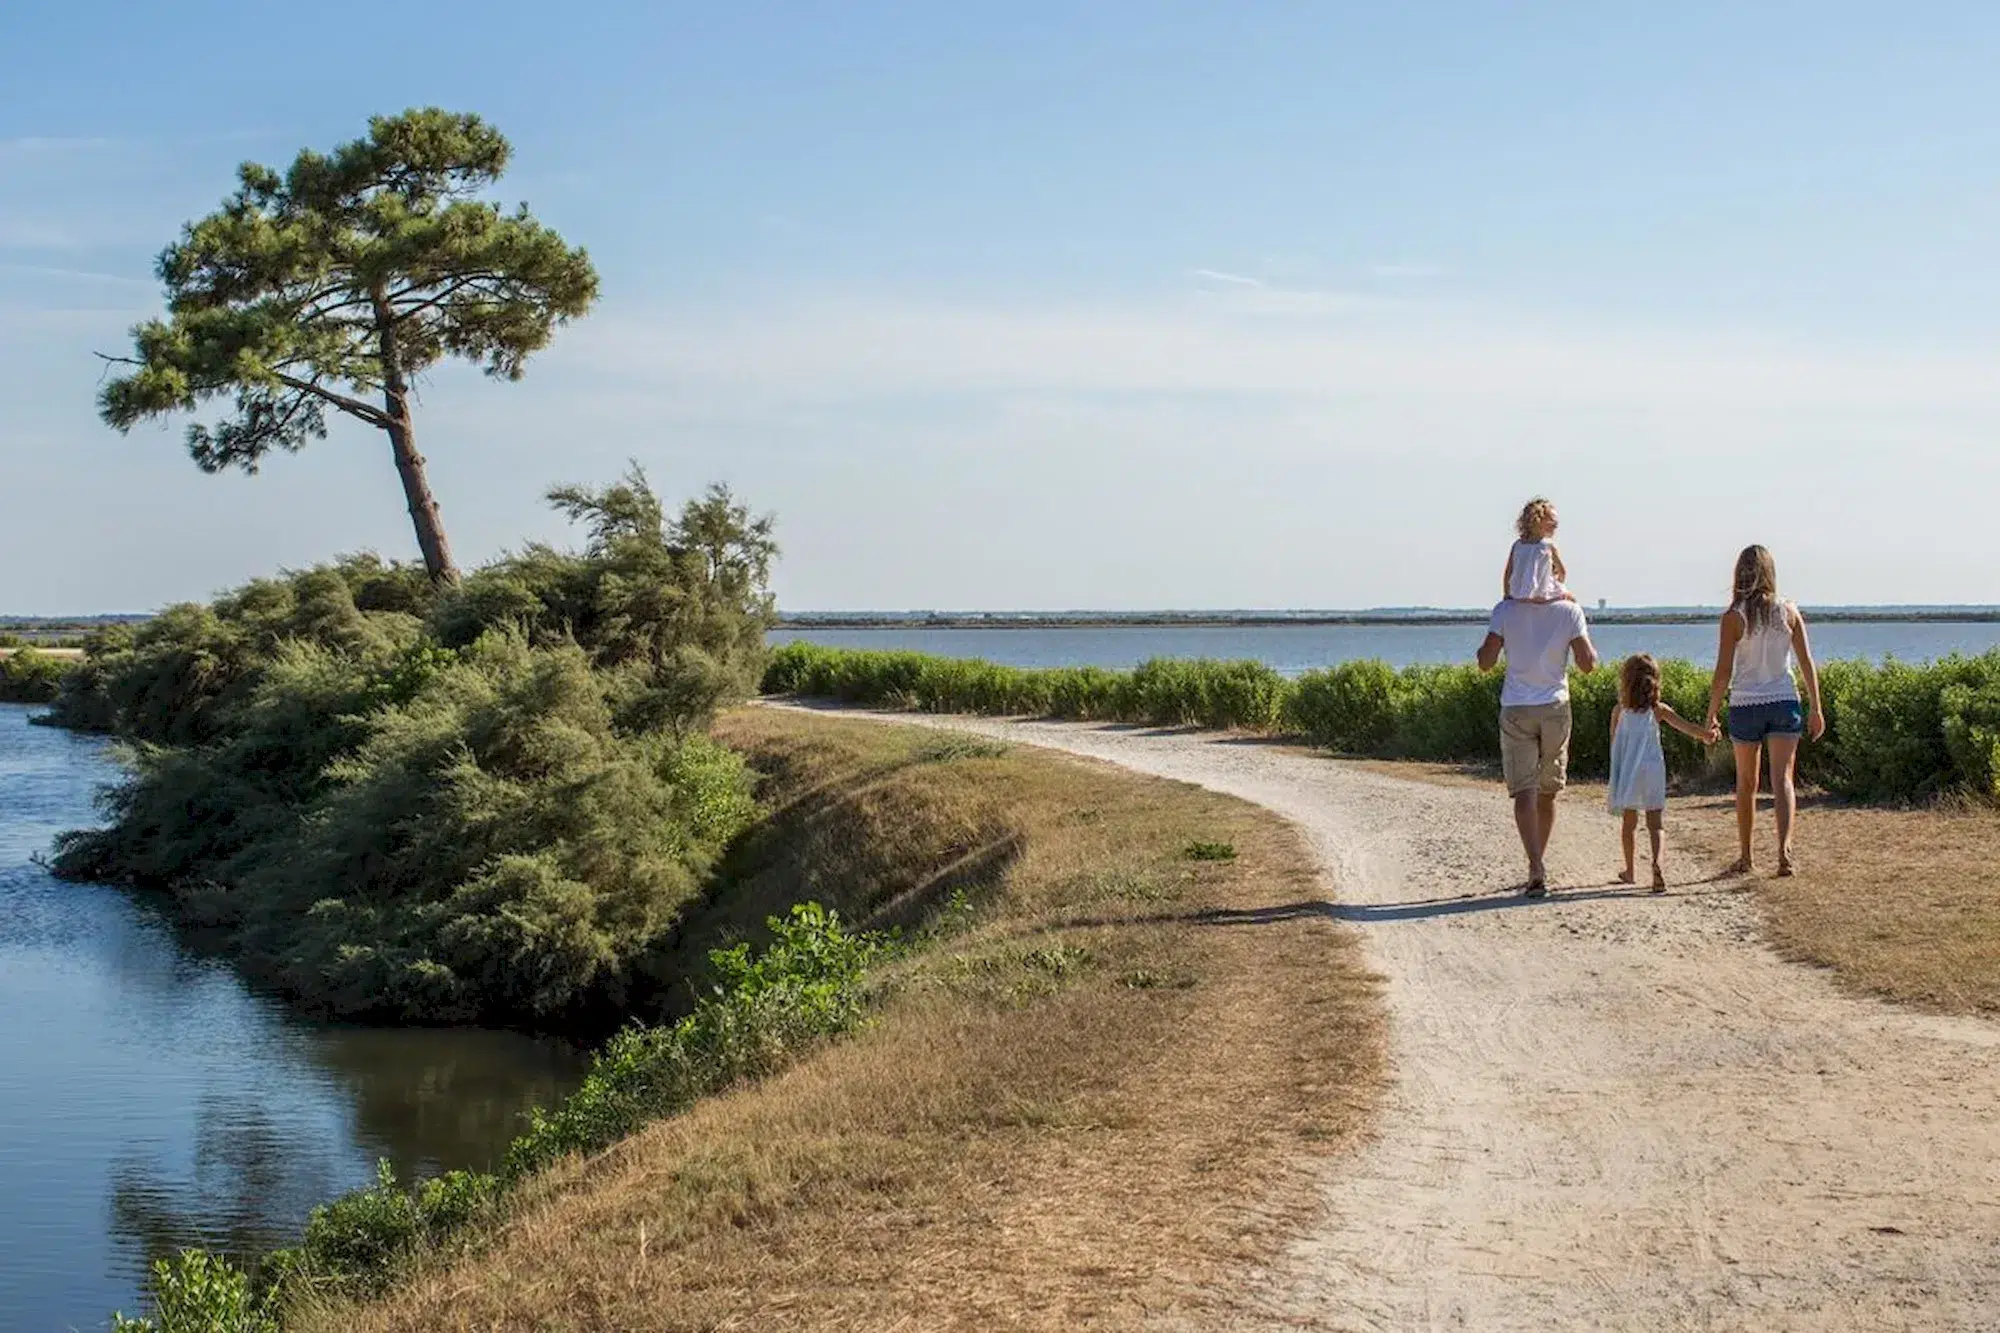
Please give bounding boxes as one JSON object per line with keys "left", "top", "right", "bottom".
{"left": 1733, "top": 545, "right": 1782, "bottom": 631}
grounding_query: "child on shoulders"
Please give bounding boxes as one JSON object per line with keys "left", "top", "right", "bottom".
{"left": 1504, "top": 497, "right": 1575, "bottom": 604}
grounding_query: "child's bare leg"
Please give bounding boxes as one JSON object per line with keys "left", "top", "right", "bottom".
{"left": 1619, "top": 810, "right": 1638, "bottom": 883}
{"left": 1647, "top": 810, "right": 1666, "bottom": 890}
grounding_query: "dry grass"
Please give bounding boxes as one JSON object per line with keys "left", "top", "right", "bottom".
{"left": 306, "top": 707, "right": 1385, "bottom": 1332}
{"left": 1667, "top": 792, "right": 2000, "bottom": 1017}
{"left": 1370, "top": 757, "right": 2000, "bottom": 1019}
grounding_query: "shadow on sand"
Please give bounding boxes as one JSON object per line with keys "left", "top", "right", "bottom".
{"left": 1181, "top": 874, "right": 1750, "bottom": 926}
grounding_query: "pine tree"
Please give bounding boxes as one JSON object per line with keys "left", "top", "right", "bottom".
{"left": 99, "top": 108, "right": 599, "bottom": 582}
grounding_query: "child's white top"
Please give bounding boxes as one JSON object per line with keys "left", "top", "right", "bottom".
{"left": 1607, "top": 707, "right": 1667, "bottom": 812}
{"left": 1509, "top": 539, "right": 1565, "bottom": 601}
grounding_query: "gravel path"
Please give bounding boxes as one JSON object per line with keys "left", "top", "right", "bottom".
{"left": 779, "top": 705, "right": 2000, "bottom": 1332}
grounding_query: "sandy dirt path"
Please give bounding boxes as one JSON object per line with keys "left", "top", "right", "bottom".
{"left": 782, "top": 706, "right": 2000, "bottom": 1332}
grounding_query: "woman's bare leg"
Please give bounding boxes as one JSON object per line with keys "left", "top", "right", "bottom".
{"left": 1731, "top": 741, "right": 1762, "bottom": 873}
{"left": 1619, "top": 810, "right": 1638, "bottom": 882}
{"left": 1767, "top": 732, "right": 1802, "bottom": 875}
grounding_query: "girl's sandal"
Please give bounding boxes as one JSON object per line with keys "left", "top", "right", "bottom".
{"left": 1724, "top": 857, "right": 1753, "bottom": 877}
{"left": 1776, "top": 854, "right": 1796, "bottom": 878}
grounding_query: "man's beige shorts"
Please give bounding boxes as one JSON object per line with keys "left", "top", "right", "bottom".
{"left": 1500, "top": 702, "right": 1572, "bottom": 797}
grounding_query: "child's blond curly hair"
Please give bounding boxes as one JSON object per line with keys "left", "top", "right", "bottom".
{"left": 1515, "top": 497, "right": 1557, "bottom": 543}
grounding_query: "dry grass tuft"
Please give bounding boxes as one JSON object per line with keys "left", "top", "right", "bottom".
{"left": 308, "top": 707, "right": 1386, "bottom": 1332}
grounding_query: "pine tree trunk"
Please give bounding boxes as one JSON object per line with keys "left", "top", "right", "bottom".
{"left": 374, "top": 293, "right": 459, "bottom": 584}
{"left": 386, "top": 411, "right": 458, "bottom": 584}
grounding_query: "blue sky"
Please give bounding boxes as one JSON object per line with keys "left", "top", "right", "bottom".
{"left": 4, "top": 2, "right": 1999, "bottom": 613}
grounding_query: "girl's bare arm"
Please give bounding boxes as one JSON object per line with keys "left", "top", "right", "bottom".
{"left": 1550, "top": 543, "right": 1567, "bottom": 581}
{"left": 1502, "top": 549, "right": 1515, "bottom": 598}
{"left": 1655, "top": 701, "right": 1711, "bottom": 741}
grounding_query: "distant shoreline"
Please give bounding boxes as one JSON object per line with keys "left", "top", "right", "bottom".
{"left": 777, "top": 608, "right": 2000, "bottom": 630}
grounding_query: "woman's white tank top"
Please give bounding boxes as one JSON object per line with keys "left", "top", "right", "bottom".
{"left": 1729, "top": 602, "right": 1798, "bottom": 706}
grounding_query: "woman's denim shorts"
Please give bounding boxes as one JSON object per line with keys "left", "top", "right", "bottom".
{"left": 1728, "top": 698, "right": 1803, "bottom": 744}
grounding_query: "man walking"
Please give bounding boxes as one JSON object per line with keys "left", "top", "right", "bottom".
{"left": 1477, "top": 598, "right": 1598, "bottom": 896}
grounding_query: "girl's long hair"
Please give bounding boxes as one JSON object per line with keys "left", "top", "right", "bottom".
{"left": 1619, "top": 653, "right": 1661, "bottom": 712}
{"left": 1515, "top": 497, "right": 1556, "bottom": 543}
{"left": 1733, "top": 545, "right": 1781, "bottom": 631}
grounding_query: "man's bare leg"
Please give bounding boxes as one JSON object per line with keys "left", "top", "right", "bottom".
{"left": 1513, "top": 790, "right": 1546, "bottom": 892}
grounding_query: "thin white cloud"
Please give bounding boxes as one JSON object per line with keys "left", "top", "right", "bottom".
{"left": 561, "top": 289, "right": 2000, "bottom": 416}
{"left": 0, "top": 263, "right": 153, "bottom": 286}
{"left": 1190, "top": 268, "right": 1267, "bottom": 288}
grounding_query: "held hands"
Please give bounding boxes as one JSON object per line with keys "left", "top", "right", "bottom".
{"left": 1702, "top": 713, "right": 1722, "bottom": 746}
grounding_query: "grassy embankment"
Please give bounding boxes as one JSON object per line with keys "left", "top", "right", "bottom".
{"left": 765, "top": 643, "right": 2000, "bottom": 1021}
{"left": 49, "top": 481, "right": 1382, "bottom": 1329}
{"left": 270, "top": 707, "right": 1382, "bottom": 1331}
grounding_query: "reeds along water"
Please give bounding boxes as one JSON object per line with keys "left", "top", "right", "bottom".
{"left": 763, "top": 641, "right": 2000, "bottom": 802}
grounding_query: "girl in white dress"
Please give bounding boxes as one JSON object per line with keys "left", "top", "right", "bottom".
{"left": 1608, "top": 654, "right": 1716, "bottom": 890}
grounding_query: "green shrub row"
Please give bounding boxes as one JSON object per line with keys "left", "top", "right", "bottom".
{"left": 111, "top": 903, "right": 888, "bottom": 1333}
{"left": 764, "top": 642, "right": 2000, "bottom": 803}
{"left": 0, "top": 647, "right": 69, "bottom": 704}
{"left": 762, "top": 645, "right": 1291, "bottom": 730}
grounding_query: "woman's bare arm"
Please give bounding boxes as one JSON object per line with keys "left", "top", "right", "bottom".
{"left": 1789, "top": 606, "right": 1826, "bottom": 739}
{"left": 1706, "top": 610, "right": 1742, "bottom": 732}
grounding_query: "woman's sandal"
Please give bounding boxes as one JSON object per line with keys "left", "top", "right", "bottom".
{"left": 1776, "top": 853, "right": 1796, "bottom": 878}
{"left": 1724, "top": 857, "right": 1753, "bottom": 877}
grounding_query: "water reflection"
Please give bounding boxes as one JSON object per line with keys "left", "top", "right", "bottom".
{"left": 110, "top": 1100, "right": 349, "bottom": 1275}
{"left": 0, "top": 706, "right": 587, "bottom": 1331}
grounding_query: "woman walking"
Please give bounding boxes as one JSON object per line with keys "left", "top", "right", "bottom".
{"left": 1704, "top": 545, "right": 1826, "bottom": 876}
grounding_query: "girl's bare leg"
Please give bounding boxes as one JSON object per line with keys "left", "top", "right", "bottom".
{"left": 1767, "top": 732, "right": 1802, "bottom": 875}
{"left": 1647, "top": 809, "right": 1666, "bottom": 891}
{"left": 1731, "top": 741, "right": 1762, "bottom": 873}
{"left": 1619, "top": 810, "right": 1638, "bottom": 882}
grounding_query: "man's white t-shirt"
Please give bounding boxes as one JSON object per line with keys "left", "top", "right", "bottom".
{"left": 1488, "top": 599, "right": 1590, "bottom": 707}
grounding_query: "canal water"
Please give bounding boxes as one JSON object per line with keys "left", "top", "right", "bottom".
{"left": 0, "top": 705, "right": 587, "bottom": 1332}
